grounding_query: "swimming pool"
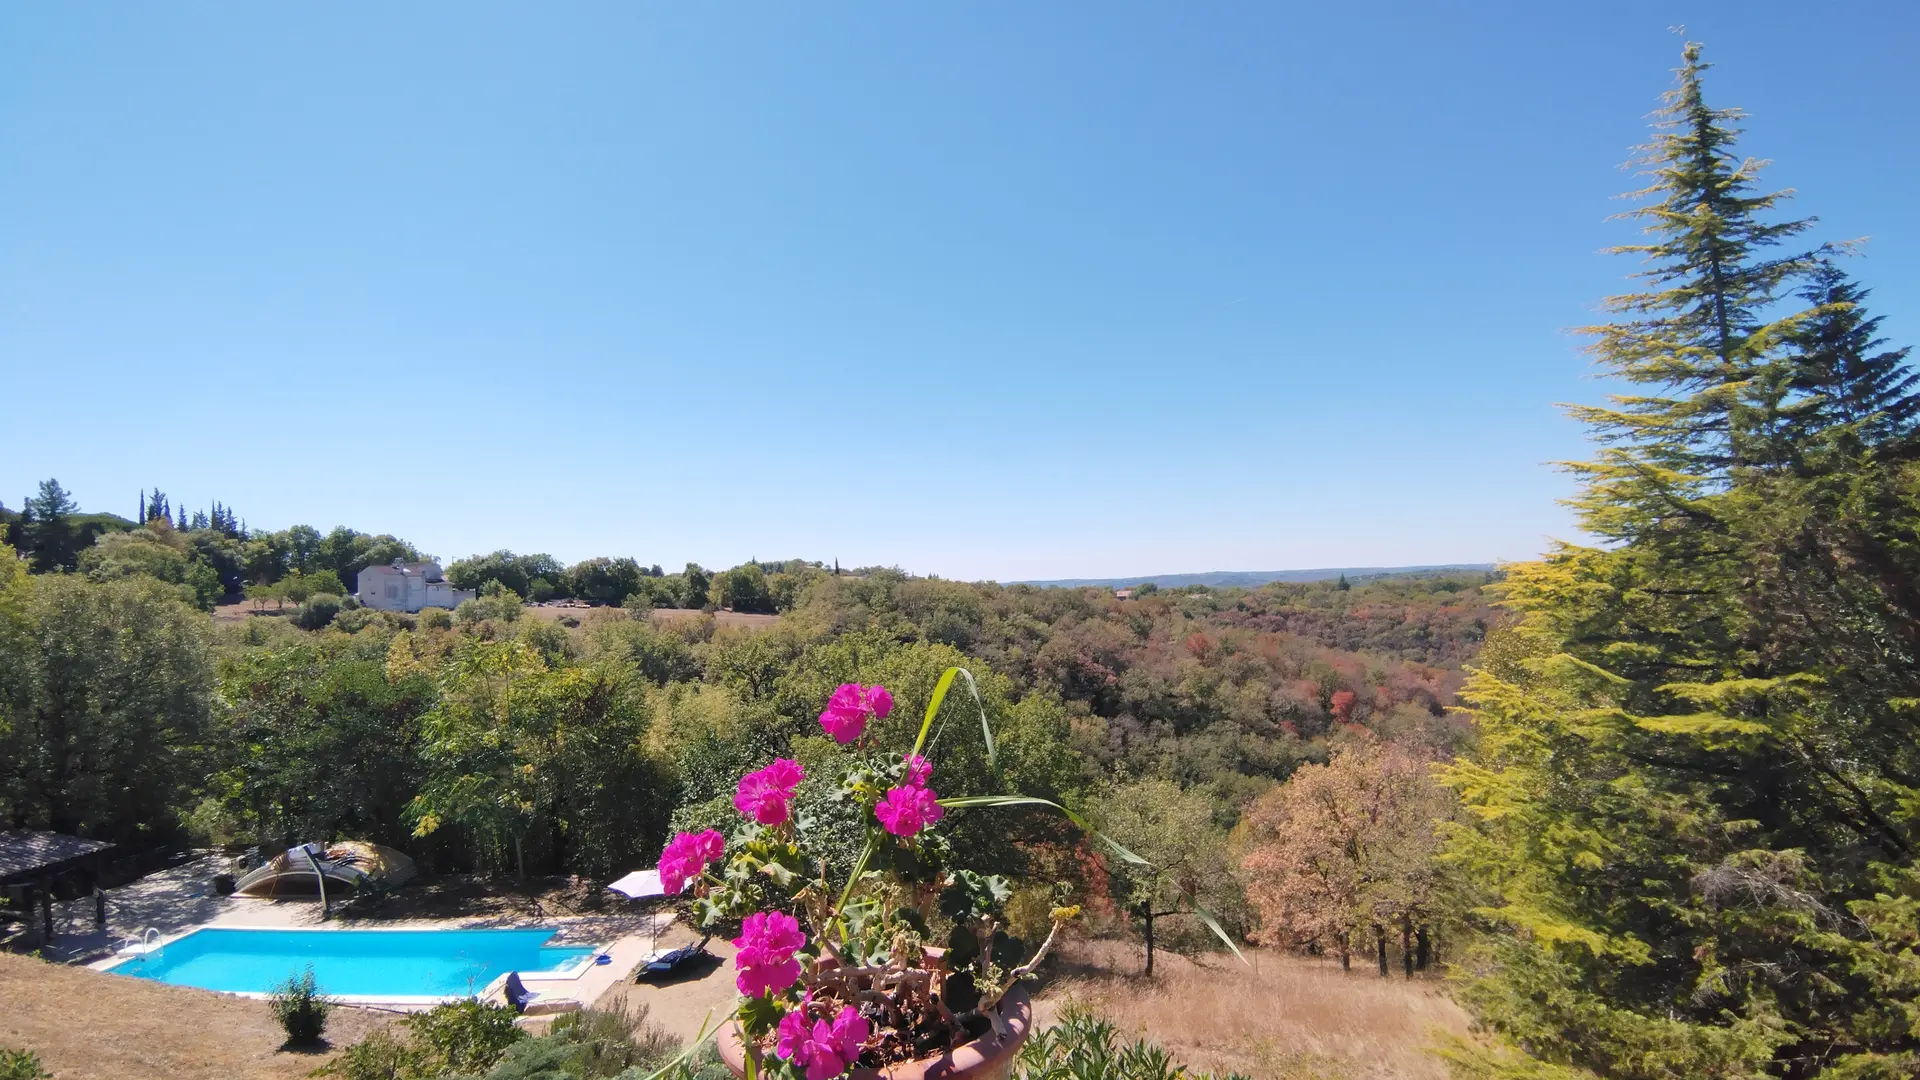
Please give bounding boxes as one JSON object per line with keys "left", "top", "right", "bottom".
{"left": 105, "top": 927, "right": 599, "bottom": 1001}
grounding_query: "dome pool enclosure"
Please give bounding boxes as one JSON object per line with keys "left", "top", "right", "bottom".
{"left": 233, "top": 841, "right": 416, "bottom": 912}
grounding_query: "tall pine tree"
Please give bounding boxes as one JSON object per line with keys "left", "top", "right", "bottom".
{"left": 1782, "top": 260, "right": 1919, "bottom": 453}
{"left": 1444, "top": 44, "right": 1920, "bottom": 1079}
{"left": 1565, "top": 42, "right": 1814, "bottom": 535}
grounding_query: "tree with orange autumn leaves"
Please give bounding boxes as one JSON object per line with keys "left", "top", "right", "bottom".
{"left": 1238, "top": 737, "right": 1457, "bottom": 975}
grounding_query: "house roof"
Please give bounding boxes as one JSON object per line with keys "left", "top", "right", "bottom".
{"left": 0, "top": 831, "right": 112, "bottom": 883}
{"left": 360, "top": 561, "right": 442, "bottom": 578}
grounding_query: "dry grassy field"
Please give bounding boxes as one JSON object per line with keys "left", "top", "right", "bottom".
{"left": 0, "top": 952, "right": 393, "bottom": 1080}
{"left": 1034, "top": 940, "right": 1471, "bottom": 1079}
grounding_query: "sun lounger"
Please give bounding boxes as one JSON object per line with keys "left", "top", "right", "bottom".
{"left": 636, "top": 935, "right": 712, "bottom": 979}
{"left": 491, "top": 971, "right": 583, "bottom": 1016}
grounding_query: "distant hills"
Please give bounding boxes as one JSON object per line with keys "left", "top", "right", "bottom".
{"left": 1007, "top": 564, "right": 1496, "bottom": 590}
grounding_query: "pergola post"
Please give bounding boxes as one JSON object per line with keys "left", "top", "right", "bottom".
{"left": 39, "top": 876, "right": 54, "bottom": 942}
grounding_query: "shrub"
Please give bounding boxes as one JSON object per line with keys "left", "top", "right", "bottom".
{"left": 313, "top": 1028, "right": 425, "bottom": 1080}
{"left": 417, "top": 607, "right": 453, "bottom": 630}
{"left": 480, "top": 1003, "right": 686, "bottom": 1080}
{"left": 0, "top": 1048, "right": 51, "bottom": 1080}
{"left": 404, "top": 999, "right": 524, "bottom": 1075}
{"left": 318, "top": 1001, "right": 683, "bottom": 1080}
{"left": 332, "top": 606, "right": 378, "bottom": 633}
{"left": 454, "top": 590, "right": 521, "bottom": 627}
{"left": 184, "top": 796, "right": 249, "bottom": 847}
{"left": 1015, "top": 1005, "right": 1251, "bottom": 1080}
{"left": 268, "top": 966, "right": 334, "bottom": 1045}
{"left": 291, "top": 593, "right": 344, "bottom": 630}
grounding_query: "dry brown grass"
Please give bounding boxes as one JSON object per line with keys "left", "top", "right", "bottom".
{"left": 648, "top": 608, "right": 779, "bottom": 630}
{"left": 1034, "top": 939, "right": 1470, "bottom": 1080}
{"left": 0, "top": 951, "right": 394, "bottom": 1079}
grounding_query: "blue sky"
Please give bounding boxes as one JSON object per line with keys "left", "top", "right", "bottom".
{"left": 3, "top": 3, "right": 1915, "bottom": 581}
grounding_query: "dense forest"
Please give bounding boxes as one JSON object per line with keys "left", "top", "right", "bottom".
{"left": 0, "top": 474, "right": 1495, "bottom": 963}
{"left": 6, "top": 41, "right": 1920, "bottom": 1079}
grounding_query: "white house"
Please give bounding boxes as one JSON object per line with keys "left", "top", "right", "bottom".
{"left": 356, "top": 560, "right": 475, "bottom": 613}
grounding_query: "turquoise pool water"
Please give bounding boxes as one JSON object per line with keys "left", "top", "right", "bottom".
{"left": 106, "top": 927, "right": 597, "bottom": 999}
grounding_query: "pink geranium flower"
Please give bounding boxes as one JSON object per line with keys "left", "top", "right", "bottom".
{"left": 817, "top": 683, "right": 895, "bottom": 743}
{"left": 733, "top": 911, "right": 805, "bottom": 998}
{"left": 734, "top": 759, "right": 805, "bottom": 826}
{"left": 902, "top": 753, "right": 932, "bottom": 788}
{"left": 656, "top": 829, "right": 724, "bottom": 894}
{"left": 874, "top": 783, "right": 945, "bottom": 838}
{"left": 776, "top": 1004, "right": 870, "bottom": 1080}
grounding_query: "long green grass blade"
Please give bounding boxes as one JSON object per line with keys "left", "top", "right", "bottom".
{"left": 912, "top": 668, "right": 959, "bottom": 759}
{"left": 937, "top": 794, "right": 1149, "bottom": 866}
{"left": 833, "top": 835, "right": 878, "bottom": 920}
{"left": 912, "top": 666, "right": 995, "bottom": 768}
{"left": 1190, "top": 903, "right": 1249, "bottom": 966}
{"left": 960, "top": 668, "right": 994, "bottom": 768}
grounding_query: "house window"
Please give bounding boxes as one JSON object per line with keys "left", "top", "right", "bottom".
{"left": 385, "top": 584, "right": 399, "bottom": 600}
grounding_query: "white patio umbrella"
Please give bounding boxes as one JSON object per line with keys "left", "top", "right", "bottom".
{"left": 607, "top": 868, "right": 669, "bottom": 899}
{"left": 607, "top": 868, "right": 675, "bottom": 951}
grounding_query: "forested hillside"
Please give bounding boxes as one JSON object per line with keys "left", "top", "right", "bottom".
{"left": 0, "top": 492, "right": 1493, "bottom": 965}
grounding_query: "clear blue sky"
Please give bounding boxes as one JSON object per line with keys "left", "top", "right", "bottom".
{"left": 4, "top": 3, "right": 1915, "bottom": 581}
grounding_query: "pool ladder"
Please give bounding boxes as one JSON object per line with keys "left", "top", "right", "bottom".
{"left": 123, "top": 926, "right": 162, "bottom": 956}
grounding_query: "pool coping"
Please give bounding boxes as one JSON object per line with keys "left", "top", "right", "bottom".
{"left": 90, "top": 923, "right": 616, "bottom": 1007}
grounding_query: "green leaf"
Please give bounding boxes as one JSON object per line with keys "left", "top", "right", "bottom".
{"left": 912, "top": 666, "right": 994, "bottom": 768}
{"left": 1190, "top": 904, "right": 1249, "bottom": 967}
{"left": 937, "top": 794, "right": 1150, "bottom": 866}
{"left": 948, "top": 924, "right": 980, "bottom": 967}
{"left": 990, "top": 930, "right": 1026, "bottom": 969}
{"left": 737, "top": 994, "right": 785, "bottom": 1036}
{"left": 832, "top": 835, "right": 878, "bottom": 920}
{"left": 942, "top": 969, "right": 980, "bottom": 1013}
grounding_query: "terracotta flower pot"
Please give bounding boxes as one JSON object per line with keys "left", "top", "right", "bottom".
{"left": 716, "top": 983, "right": 1032, "bottom": 1080}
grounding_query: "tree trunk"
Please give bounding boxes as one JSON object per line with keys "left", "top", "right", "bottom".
{"left": 1375, "top": 924, "right": 1388, "bottom": 977}
{"left": 1338, "top": 931, "right": 1350, "bottom": 972}
{"left": 1416, "top": 926, "right": 1431, "bottom": 972}
{"left": 1401, "top": 918, "right": 1414, "bottom": 978}
{"left": 513, "top": 833, "right": 526, "bottom": 881}
{"left": 1141, "top": 905, "right": 1156, "bottom": 977}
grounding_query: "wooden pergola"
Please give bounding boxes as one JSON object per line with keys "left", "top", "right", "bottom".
{"left": 0, "top": 830, "right": 112, "bottom": 944}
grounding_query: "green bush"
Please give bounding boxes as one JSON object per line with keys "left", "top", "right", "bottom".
{"left": 526, "top": 1001, "right": 681, "bottom": 1078}
{"left": 404, "top": 999, "right": 525, "bottom": 1075}
{"left": 313, "top": 1027, "right": 425, "bottom": 1080}
{"left": 332, "top": 606, "right": 378, "bottom": 633}
{"left": 0, "top": 1048, "right": 51, "bottom": 1080}
{"left": 418, "top": 606, "right": 453, "bottom": 631}
{"left": 291, "top": 593, "right": 344, "bottom": 630}
{"left": 268, "top": 966, "right": 333, "bottom": 1045}
{"left": 454, "top": 590, "right": 521, "bottom": 627}
{"left": 317, "top": 1001, "right": 687, "bottom": 1080}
